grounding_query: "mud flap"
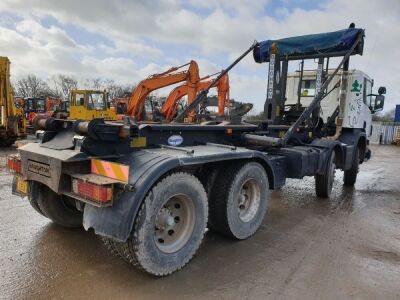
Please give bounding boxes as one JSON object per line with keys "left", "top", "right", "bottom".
{"left": 83, "top": 190, "right": 140, "bottom": 241}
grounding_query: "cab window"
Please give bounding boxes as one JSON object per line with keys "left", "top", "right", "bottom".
{"left": 88, "top": 93, "right": 106, "bottom": 110}
{"left": 27, "top": 99, "right": 34, "bottom": 111}
{"left": 363, "top": 78, "right": 373, "bottom": 105}
{"left": 74, "top": 93, "right": 85, "bottom": 106}
{"left": 36, "top": 99, "right": 45, "bottom": 112}
{"left": 301, "top": 79, "right": 316, "bottom": 97}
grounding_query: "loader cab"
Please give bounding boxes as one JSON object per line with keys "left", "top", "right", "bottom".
{"left": 68, "top": 89, "right": 117, "bottom": 121}
{"left": 25, "top": 97, "right": 46, "bottom": 114}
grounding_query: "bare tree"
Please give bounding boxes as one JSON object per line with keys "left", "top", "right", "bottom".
{"left": 103, "top": 79, "right": 132, "bottom": 99}
{"left": 83, "top": 78, "right": 103, "bottom": 90}
{"left": 15, "top": 74, "right": 134, "bottom": 103}
{"left": 82, "top": 78, "right": 133, "bottom": 100}
{"left": 48, "top": 74, "right": 78, "bottom": 100}
{"left": 14, "top": 75, "right": 51, "bottom": 98}
{"left": 372, "top": 108, "right": 396, "bottom": 122}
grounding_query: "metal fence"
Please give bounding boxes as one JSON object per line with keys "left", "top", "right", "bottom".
{"left": 370, "top": 122, "right": 400, "bottom": 144}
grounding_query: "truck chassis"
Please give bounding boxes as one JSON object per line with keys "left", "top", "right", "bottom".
{"left": 9, "top": 25, "right": 384, "bottom": 276}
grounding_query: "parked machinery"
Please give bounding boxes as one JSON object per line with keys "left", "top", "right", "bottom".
{"left": 127, "top": 61, "right": 200, "bottom": 121}
{"left": 68, "top": 89, "right": 116, "bottom": 121}
{"left": 112, "top": 94, "right": 130, "bottom": 115}
{"left": 161, "top": 72, "right": 230, "bottom": 121}
{"left": 0, "top": 57, "right": 25, "bottom": 146}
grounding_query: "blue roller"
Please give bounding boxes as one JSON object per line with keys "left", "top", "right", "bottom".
{"left": 253, "top": 27, "right": 364, "bottom": 63}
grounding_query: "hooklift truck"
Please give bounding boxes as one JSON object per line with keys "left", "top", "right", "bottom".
{"left": 9, "top": 25, "right": 385, "bottom": 276}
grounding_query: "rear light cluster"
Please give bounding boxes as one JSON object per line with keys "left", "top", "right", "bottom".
{"left": 72, "top": 178, "right": 112, "bottom": 205}
{"left": 7, "top": 155, "right": 22, "bottom": 174}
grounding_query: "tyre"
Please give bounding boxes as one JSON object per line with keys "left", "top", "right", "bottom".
{"left": 209, "top": 162, "right": 269, "bottom": 240}
{"left": 36, "top": 184, "right": 83, "bottom": 228}
{"left": 26, "top": 181, "right": 46, "bottom": 217}
{"left": 197, "top": 166, "right": 221, "bottom": 231}
{"left": 101, "top": 237, "right": 132, "bottom": 261}
{"left": 343, "top": 148, "right": 359, "bottom": 186}
{"left": 101, "top": 237, "right": 120, "bottom": 257}
{"left": 121, "top": 172, "right": 208, "bottom": 276}
{"left": 0, "top": 136, "right": 15, "bottom": 147}
{"left": 315, "top": 151, "right": 336, "bottom": 198}
{"left": 102, "top": 237, "right": 134, "bottom": 263}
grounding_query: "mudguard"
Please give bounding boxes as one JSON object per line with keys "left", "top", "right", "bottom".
{"left": 83, "top": 145, "right": 278, "bottom": 241}
{"left": 310, "top": 138, "right": 344, "bottom": 172}
{"left": 338, "top": 129, "right": 367, "bottom": 165}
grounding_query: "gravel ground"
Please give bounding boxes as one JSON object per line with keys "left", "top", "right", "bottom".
{"left": 0, "top": 144, "right": 399, "bottom": 300}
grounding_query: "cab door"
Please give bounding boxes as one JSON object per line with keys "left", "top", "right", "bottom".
{"left": 362, "top": 77, "right": 373, "bottom": 136}
{"left": 342, "top": 73, "right": 372, "bottom": 136}
{"left": 68, "top": 92, "right": 87, "bottom": 120}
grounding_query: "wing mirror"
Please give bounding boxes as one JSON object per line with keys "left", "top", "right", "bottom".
{"left": 368, "top": 94, "right": 385, "bottom": 113}
{"left": 378, "top": 86, "right": 386, "bottom": 95}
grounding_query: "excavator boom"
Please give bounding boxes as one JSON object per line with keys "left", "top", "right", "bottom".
{"left": 126, "top": 61, "right": 200, "bottom": 121}
{"left": 161, "top": 73, "right": 230, "bottom": 121}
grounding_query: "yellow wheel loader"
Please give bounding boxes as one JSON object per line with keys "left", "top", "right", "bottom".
{"left": 0, "top": 57, "right": 26, "bottom": 146}
{"left": 68, "top": 89, "right": 116, "bottom": 121}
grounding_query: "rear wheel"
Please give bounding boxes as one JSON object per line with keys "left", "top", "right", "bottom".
{"left": 0, "top": 134, "right": 16, "bottom": 147}
{"left": 315, "top": 151, "right": 336, "bottom": 198}
{"left": 343, "top": 148, "right": 359, "bottom": 186}
{"left": 209, "top": 162, "right": 269, "bottom": 240}
{"left": 36, "top": 184, "right": 83, "bottom": 228}
{"left": 121, "top": 172, "right": 208, "bottom": 276}
{"left": 101, "top": 237, "right": 132, "bottom": 261}
{"left": 27, "top": 181, "right": 46, "bottom": 216}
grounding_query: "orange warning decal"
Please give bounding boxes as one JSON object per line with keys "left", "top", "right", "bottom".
{"left": 91, "top": 159, "right": 129, "bottom": 183}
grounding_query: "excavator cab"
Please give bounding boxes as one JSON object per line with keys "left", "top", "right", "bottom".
{"left": 68, "top": 89, "right": 116, "bottom": 121}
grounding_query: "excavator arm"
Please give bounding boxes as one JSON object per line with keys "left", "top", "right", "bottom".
{"left": 216, "top": 73, "right": 229, "bottom": 115}
{"left": 161, "top": 73, "right": 230, "bottom": 121}
{"left": 160, "top": 85, "right": 189, "bottom": 121}
{"left": 127, "top": 61, "right": 200, "bottom": 121}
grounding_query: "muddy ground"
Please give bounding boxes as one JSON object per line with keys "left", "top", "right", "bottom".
{"left": 1, "top": 144, "right": 400, "bottom": 300}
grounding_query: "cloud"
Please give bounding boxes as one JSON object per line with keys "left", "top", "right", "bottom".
{"left": 102, "top": 40, "right": 163, "bottom": 58}
{"left": 16, "top": 19, "right": 79, "bottom": 50}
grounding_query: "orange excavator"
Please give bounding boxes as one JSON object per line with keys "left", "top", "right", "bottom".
{"left": 127, "top": 61, "right": 200, "bottom": 121}
{"left": 45, "top": 96, "right": 64, "bottom": 116}
{"left": 161, "top": 72, "right": 230, "bottom": 122}
{"left": 15, "top": 96, "right": 64, "bottom": 125}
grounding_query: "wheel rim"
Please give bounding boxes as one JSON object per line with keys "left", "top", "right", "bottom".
{"left": 237, "top": 178, "right": 261, "bottom": 222}
{"left": 154, "top": 194, "right": 195, "bottom": 253}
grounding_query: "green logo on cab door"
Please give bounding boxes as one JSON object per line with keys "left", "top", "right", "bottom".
{"left": 351, "top": 80, "right": 362, "bottom": 96}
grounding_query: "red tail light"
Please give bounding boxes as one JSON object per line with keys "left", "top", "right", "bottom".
{"left": 72, "top": 178, "right": 112, "bottom": 204}
{"left": 7, "top": 155, "right": 22, "bottom": 174}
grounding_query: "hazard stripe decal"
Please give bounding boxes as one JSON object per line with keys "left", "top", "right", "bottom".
{"left": 91, "top": 159, "right": 129, "bottom": 183}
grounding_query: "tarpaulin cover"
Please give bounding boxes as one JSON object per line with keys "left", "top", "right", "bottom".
{"left": 253, "top": 28, "right": 364, "bottom": 63}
